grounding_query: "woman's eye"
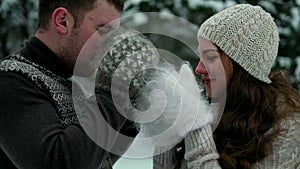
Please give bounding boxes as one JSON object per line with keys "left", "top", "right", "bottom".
{"left": 206, "top": 55, "right": 218, "bottom": 62}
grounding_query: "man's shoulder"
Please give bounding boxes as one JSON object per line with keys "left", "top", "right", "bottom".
{"left": 0, "top": 53, "right": 72, "bottom": 97}
{"left": 0, "top": 54, "right": 46, "bottom": 86}
{"left": 1, "top": 53, "right": 40, "bottom": 70}
{"left": 0, "top": 53, "right": 69, "bottom": 83}
{"left": 0, "top": 53, "right": 34, "bottom": 85}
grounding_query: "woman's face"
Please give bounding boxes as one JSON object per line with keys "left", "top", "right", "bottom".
{"left": 195, "top": 38, "right": 233, "bottom": 100}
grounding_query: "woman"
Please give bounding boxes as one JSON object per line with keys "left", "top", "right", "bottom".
{"left": 154, "top": 4, "right": 300, "bottom": 169}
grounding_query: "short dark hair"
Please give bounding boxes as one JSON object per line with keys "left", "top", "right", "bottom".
{"left": 38, "top": 0, "right": 124, "bottom": 29}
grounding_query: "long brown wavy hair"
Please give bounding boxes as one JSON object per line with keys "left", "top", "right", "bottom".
{"left": 213, "top": 60, "right": 300, "bottom": 169}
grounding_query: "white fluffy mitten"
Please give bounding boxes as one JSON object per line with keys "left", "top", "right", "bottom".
{"left": 134, "top": 63, "right": 213, "bottom": 147}
{"left": 178, "top": 64, "right": 213, "bottom": 132}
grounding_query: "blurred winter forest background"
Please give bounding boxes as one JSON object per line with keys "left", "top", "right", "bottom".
{"left": 1, "top": 0, "right": 300, "bottom": 92}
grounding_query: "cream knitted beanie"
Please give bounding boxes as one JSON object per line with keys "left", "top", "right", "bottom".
{"left": 198, "top": 4, "right": 279, "bottom": 83}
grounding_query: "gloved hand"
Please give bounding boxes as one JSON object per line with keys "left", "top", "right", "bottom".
{"left": 178, "top": 64, "right": 214, "bottom": 132}
{"left": 134, "top": 63, "right": 213, "bottom": 147}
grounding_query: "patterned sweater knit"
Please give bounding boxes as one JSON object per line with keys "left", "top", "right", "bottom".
{"left": 154, "top": 111, "right": 300, "bottom": 169}
{"left": 0, "top": 37, "right": 138, "bottom": 169}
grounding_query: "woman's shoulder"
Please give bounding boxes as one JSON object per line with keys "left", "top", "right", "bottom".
{"left": 279, "top": 112, "right": 300, "bottom": 130}
{"left": 270, "top": 112, "right": 300, "bottom": 154}
{"left": 257, "top": 112, "right": 300, "bottom": 168}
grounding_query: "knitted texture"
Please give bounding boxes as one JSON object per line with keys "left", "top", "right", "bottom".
{"left": 0, "top": 54, "right": 113, "bottom": 169}
{"left": 198, "top": 4, "right": 279, "bottom": 83}
{"left": 95, "top": 29, "right": 159, "bottom": 99}
{"left": 153, "top": 113, "right": 300, "bottom": 169}
{"left": 0, "top": 54, "right": 77, "bottom": 127}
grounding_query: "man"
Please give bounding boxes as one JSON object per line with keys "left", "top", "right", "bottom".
{"left": 0, "top": 0, "right": 138, "bottom": 169}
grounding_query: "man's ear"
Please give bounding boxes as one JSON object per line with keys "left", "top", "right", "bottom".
{"left": 52, "top": 7, "right": 74, "bottom": 35}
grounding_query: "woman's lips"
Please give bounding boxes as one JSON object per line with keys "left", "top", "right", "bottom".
{"left": 203, "top": 77, "right": 211, "bottom": 85}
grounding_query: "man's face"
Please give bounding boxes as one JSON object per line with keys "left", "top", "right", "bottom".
{"left": 59, "top": 0, "right": 121, "bottom": 75}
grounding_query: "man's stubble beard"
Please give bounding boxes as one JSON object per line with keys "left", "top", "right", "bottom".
{"left": 57, "top": 30, "right": 82, "bottom": 73}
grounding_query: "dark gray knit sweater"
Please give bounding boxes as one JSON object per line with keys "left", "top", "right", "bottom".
{"left": 0, "top": 37, "right": 138, "bottom": 169}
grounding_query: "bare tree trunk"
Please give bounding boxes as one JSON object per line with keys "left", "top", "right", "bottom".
{"left": 0, "top": 16, "right": 9, "bottom": 58}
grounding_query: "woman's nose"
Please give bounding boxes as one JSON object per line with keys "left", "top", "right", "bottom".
{"left": 195, "top": 60, "right": 207, "bottom": 75}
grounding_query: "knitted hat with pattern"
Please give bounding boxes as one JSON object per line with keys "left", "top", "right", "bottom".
{"left": 198, "top": 4, "right": 279, "bottom": 83}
